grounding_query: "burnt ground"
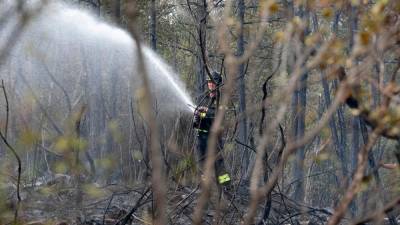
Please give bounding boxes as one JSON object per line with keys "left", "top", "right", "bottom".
{"left": 2, "top": 176, "right": 335, "bottom": 225}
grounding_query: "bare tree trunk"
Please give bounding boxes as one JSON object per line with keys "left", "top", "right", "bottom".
{"left": 113, "top": 0, "right": 121, "bottom": 24}
{"left": 195, "top": 0, "right": 207, "bottom": 102}
{"left": 292, "top": 6, "right": 309, "bottom": 203}
{"left": 292, "top": 72, "right": 307, "bottom": 202}
{"left": 283, "top": 2, "right": 300, "bottom": 201}
{"left": 149, "top": 0, "right": 157, "bottom": 51}
{"left": 349, "top": 5, "right": 359, "bottom": 215}
{"left": 313, "top": 11, "right": 348, "bottom": 184}
{"left": 332, "top": 10, "right": 349, "bottom": 181}
{"left": 349, "top": 117, "right": 359, "bottom": 214}
{"left": 79, "top": 0, "right": 101, "bottom": 16}
{"left": 236, "top": 0, "right": 249, "bottom": 176}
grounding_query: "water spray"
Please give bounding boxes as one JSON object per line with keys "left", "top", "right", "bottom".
{"left": 1, "top": 1, "right": 195, "bottom": 115}
{"left": 187, "top": 104, "right": 196, "bottom": 112}
{"left": 142, "top": 48, "right": 195, "bottom": 113}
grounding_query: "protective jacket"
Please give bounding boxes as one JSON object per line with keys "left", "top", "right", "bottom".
{"left": 193, "top": 96, "right": 217, "bottom": 134}
{"left": 193, "top": 94, "right": 231, "bottom": 186}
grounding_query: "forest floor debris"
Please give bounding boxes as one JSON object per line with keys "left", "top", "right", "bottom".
{"left": 0, "top": 176, "right": 341, "bottom": 225}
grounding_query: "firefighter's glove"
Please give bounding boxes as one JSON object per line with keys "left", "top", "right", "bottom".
{"left": 193, "top": 113, "right": 200, "bottom": 128}
{"left": 196, "top": 106, "right": 208, "bottom": 118}
{"left": 193, "top": 107, "right": 207, "bottom": 128}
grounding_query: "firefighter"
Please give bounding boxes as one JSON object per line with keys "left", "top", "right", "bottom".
{"left": 193, "top": 71, "right": 231, "bottom": 186}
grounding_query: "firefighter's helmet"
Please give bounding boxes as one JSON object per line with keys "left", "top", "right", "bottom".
{"left": 206, "top": 71, "right": 222, "bottom": 85}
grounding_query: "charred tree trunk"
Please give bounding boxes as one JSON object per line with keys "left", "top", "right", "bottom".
{"left": 149, "top": 0, "right": 157, "bottom": 51}
{"left": 113, "top": 0, "right": 121, "bottom": 24}
{"left": 292, "top": 6, "right": 309, "bottom": 203}
{"left": 79, "top": 0, "right": 101, "bottom": 16}
{"left": 349, "top": 5, "right": 359, "bottom": 215}
{"left": 292, "top": 72, "right": 307, "bottom": 202}
{"left": 331, "top": 11, "right": 349, "bottom": 191}
{"left": 313, "top": 11, "right": 348, "bottom": 182}
{"left": 236, "top": 0, "right": 249, "bottom": 176}
{"left": 195, "top": 0, "right": 207, "bottom": 102}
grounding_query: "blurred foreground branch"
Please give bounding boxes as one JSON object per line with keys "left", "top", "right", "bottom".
{"left": 352, "top": 196, "right": 400, "bottom": 225}
{"left": 126, "top": 1, "right": 166, "bottom": 225}
{"left": 0, "top": 0, "right": 48, "bottom": 68}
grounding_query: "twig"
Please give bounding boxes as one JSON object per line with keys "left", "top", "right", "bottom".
{"left": 73, "top": 105, "right": 86, "bottom": 211}
{"left": 352, "top": 196, "right": 400, "bottom": 225}
{"left": 17, "top": 72, "right": 63, "bottom": 135}
{"left": 277, "top": 124, "right": 285, "bottom": 161}
{"left": 0, "top": 80, "right": 22, "bottom": 224}
{"left": 169, "top": 185, "right": 199, "bottom": 219}
{"left": 259, "top": 75, "right": 274, "bottom": 135}
{"left": 40, "top": 61, "right": 72, "bottom": 113}
{"left": 172, "top": 191, "right": 198, "bottom": 221}
{"left": 275, "top": 183, "right": 295, "bottom": 225}
{"left": 103, "top": 192, "right": 116, "bottom": 225}
{"left": 234, "top": 139, "right": 256, "bottom": 153}
{"left": 258, "top": 124, "right": 286, "bottom": 225}
{"left": 129, "top": 98, "right": 149, "bottom": 172}
{"left": 327, "top": 129, "right": 381, "bottom": 225}
{"left": 114, "top": 186, "right": 151, "bottom": 225}
{"left": 244, "top": 60, "right": 347, "bottom": 225}
{"left": 278, "top": 208, "right": 329, "bottom": 225}
{"left": 1, "top": 80, "right": 9, "bottom": 138}
{"left": 259, "top": 44, "right": 283, "bottom": 136}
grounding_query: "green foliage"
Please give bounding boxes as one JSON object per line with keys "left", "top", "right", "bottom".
{"left": 54, "top": 136, "right": 87, "bottom": 153}
{"left": 19, "top": 129, "right": 40, "bottom": 147}
{"left": 314, "top": 152, "right": 330, "bottom": 164}
{"left": 132, "top": 150, "right": 144, "bottom": 161}
{"left": 83, "top": 183, "right": 106, "bottom": 198}
{"left": 171, "top": 154, "right": 196, "bottom": 184}
{"left": 108, "top": 119, "right": 123, "bottom": 143}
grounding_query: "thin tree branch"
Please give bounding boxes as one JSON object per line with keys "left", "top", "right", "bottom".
{"left": 17, "top": 72, "right": 63, "bottom": 135}
{"left": 0, "top": 81, "right": 21, "bottom": 224}
{"left": 1, "top": 80, "right": 9, "bottom": 138}
{"left": 40, "top": 62, "right": 72, "bottom": 113}
{"left": 259, "top": 74, "right": 274, "bottom": 135}
{"left": 115, "top": 186, "right": 151, "bottom": 225}
{"left": 327, "top": 129, "right": 381, "bottom": 225}
{"left": 351, "top": 196, "right": 400, "bottom": 225}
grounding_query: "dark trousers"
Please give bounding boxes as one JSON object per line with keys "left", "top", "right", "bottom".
{"left": 197, "top": 133, "right": 226, "bottom": 178}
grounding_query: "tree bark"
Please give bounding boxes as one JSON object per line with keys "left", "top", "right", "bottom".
{"left": 149, "top": 0, "right": 157, "bottom": 51}
{"left": 237, "top": 0, "right": 249, "bottom": 176}
{"left": 113, "top": 0, "right": 121, "bottom": 24}
{"left": 195, "top": 0, "right": 207, "bottom": 102}
{"left": 349, "top": 5, "right": 359, "bottom": 215}
{"left": 292, "top": 5, "right": 309, "bottom": 203}
{"left": 293, "top": 73, "right": 307, "bottom": 202}
{"left": 313, "top": 11, "right": 348, "bottom": 181}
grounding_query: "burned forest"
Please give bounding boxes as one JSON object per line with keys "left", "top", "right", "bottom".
{"left": 0, "top": 0, "right": 399, "bottom": 225}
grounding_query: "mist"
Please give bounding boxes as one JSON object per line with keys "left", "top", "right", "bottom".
{"left": 0, "top": 1, "right": 195, "bottom": 183}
